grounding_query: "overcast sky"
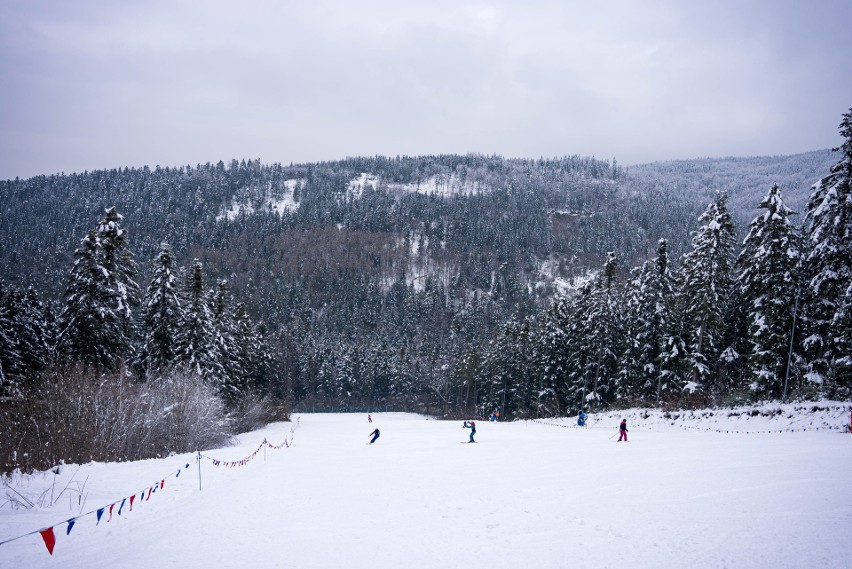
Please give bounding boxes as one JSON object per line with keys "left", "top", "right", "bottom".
{"left": 1, "top": 0, "right": 850, "bottom": 179}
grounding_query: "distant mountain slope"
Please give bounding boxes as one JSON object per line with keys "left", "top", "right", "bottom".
{"left": 0, "top": 150, "right": 837, "bottom": 326}
{"left": 628, "top": 149, "right": 839, "bottom": 228}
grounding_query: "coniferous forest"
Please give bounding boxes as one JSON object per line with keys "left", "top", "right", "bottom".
{"left": 1, "top": 108, "right": 850, "bottom": 472}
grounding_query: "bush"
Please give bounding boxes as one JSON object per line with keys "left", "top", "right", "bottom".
{"left": 229, "top": 392, "right": 289, "bottom": 435}
{"left": 1, "top": 366, "right": 234, "bottom": 476}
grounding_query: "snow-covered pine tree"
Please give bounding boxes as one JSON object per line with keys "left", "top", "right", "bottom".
{"left": 677, "top": 192, "right": 737, "bottom": 398}
{"left": 57, "top": 229, "right": 99, "bottom": 367}
{"left": 174, "top": 260, "right": 228, "bottom": 392}
{"left": 564, "top": 253, "right": 624, "bottom": 409}
{"left": 833, "top": 282, "right": 852, "bottom": 386}
{"left": 562, "top": 282, "right": 594, "bottom": 411}
{"left": 388, "top": 345, "right": 416, "bottom": 409}
{"left": 619, "top": 240, "right": 676, "bottom": 404}
{"left": 801, "top": 108, "right": 852, "bottom": 395}
{"left": 58, "top": 220, "right": 138, "bottom": 371}
{"left": 533, "top": 296, "right": 571, "bottom": 416}
{"left": 585, "top": 252, "right": 624, "bottom": 407}
{"left": 477, "top": 318, "right": 527, "bottom": 419}
{"left": 0, "top": 282, "right": 20, "bottom": 396}
{"left": 95, "top": 207, "right": 140, "bottom": 365}
{"left": 211, "top": 279, "right": 246, "bottom": 400}
{"left": 232, "top": 302, "right": 271, "bottom": 393}
{"left": 736, "top": 184, "right": 801, "bottom": 398}
{"left": 137, "top": 243, "right": 182, "bottom": 377}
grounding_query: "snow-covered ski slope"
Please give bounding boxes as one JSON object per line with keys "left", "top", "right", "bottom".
{"left": 1, "top": 405, "right": 851, "bottom": 568}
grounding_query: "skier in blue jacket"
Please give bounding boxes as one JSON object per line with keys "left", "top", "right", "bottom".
{"left": 368, "top": 428, "right": 380, "bottom": 444}
{"left": 463, "top": 420, "right": 476, "bottom": 443}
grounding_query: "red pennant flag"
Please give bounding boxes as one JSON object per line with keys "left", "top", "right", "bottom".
{"left": 40, "top": 527, "right": 56, "bottom": 555}
{"left": 160, "top": 479, "right": 165, "bottom": 489}
{"left": 130, "top": 494, "right": 136, "bottom": 511}
{"left": 109, "top": 503, "right": 115, "bottom": 521}
{"left": 146, "top": 487, "right": 152, "bottom": 501}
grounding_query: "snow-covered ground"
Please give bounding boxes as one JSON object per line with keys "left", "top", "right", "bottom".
{"left": 2, "top": 403, "right": 851, "bottom": 568}
{"left": 217, "top": 179, "right": 302, "bottom": 221}
{"left": 346, "top": 172, "right": 488, "bottom": 198}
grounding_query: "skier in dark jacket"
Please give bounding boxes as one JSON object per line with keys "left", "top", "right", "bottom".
{"left": 578, "top": 411, "right": 587, "bottom": 427}
{"left": 463, "top": 420, "right": 476, "bottom": 443}
{"left": 618, "top": 419, "right": 628, "bottom": 442}
{"left": 368, "top": 428, "right": 380, "bottom": 444}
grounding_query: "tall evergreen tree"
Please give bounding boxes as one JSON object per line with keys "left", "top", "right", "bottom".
{"left": 57, "top": 209, "right": 140, "bottom": 371}
{"left": 137, "top": 243, "right": 183, "bottom": 376}
{"left": 563, "top": 253, "right": 624, "bottom": 410}
{"left": 174, "top": 260, "right": 228, "bottom": 392}
{"left": 95, "top": 207, "right": 140, "bottom": 364}
{"left": 737, "top": 184, "right": 800, "bottom": 398}
{"left": 534, "top": 296, "right": 571, "bottom": 416}
{"left": 801, "top": 108, "right": 852, "bottom": 395}
{"left": 620, "top": 239, "right": 676, "bottom": 404}
{"left": 677, "top": 192, "right": 737, "bottom": 397}
{"left": 57, "top": 230, "right": 112, "bottom": 369}
{"left": 0, "top": 282, "right": 20, "bottom": 396}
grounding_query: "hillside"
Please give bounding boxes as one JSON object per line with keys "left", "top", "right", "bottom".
{"left": 0, "top": 148, "right": 845, "bottom": 415}
{"left": 629, "top": 149, "right": 839, "bottom": 229}
{"left": 0, "top": 150, "right": 836, "bottom": 306}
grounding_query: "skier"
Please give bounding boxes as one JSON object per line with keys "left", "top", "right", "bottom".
{"left": 368, "top": 428, "right": 380, "bottom": 444}
{"left": 578, "top": 410, "right": 587, "bottom": 427}
{"left": 618, "top": 419, "right": 628, "bottom": 442}
{"left": 368, "top": 414, "right": 372, "bottom": 423}
{"left": 463, "top": 420, "right": 476, "bottom": 443}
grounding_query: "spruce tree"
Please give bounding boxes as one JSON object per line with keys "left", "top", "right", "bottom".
{"left": 534, "top": 296, "right": 571, "bottom": 416}
{"left": 737, "top": 184, "right": 800, "bottom": 398}
{"left": 174, "top": 260, "right": 227, "bottom": 392}
{"left": 57, "top": 230, "right": 112, "bottom": 369}
{"left": 801, "top": 108, "right": 852, "bottom": 395}
{"left": 137, "top": 243, "right": 183, "bottom": 376}
{"left": 0, "top": 282, "right": 20, "bottom": 396}
{"left": 57, "top": 209, "right": 140, "bottom": 371}
{"left": 95, "top": 207, "right": 140, "bottom": 364}
{"left": 620, "top": 240, "right": 676, "bottom": 404}
{"left": 677, "top": 192, "right": 737, "bottom": 397}
{"left": 564, "top": 253, "right": 624, "bottom": 410}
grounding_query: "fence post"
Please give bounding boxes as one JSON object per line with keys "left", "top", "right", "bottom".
{"left": 197, "top": 451, "right": 202, "bottom": 491}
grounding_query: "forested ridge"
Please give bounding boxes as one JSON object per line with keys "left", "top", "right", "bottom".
{"left": 1, "top": 111, "right": 851, "bottom": 471}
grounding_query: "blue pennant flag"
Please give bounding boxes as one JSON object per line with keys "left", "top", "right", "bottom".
{"left": 67, "top": 518, "right": 76, "bottom": 535}
{"left": 96, "top": 508, "right": 105, "bottom": 525}
{"left": 118, "top": 498, "right": 127, "bottom": 516}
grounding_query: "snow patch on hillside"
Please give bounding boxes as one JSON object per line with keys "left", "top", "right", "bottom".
{"left": 535, "top": 257, "right": 598, "bottom": 296}
{"left": 347, "top": 173, "right": 488, "bottom": 198}
{"left": 217, "top": 179, "right": 302, "bottom": 221}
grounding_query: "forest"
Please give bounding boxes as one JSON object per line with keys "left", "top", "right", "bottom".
{"left": 1, "top": 109, "right": 850, "bottom": 472}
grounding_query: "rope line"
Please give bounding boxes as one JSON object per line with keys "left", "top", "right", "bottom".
{"left": 0, "top": 419, "right": 299, "bottom": 556}
{"left": 533, "top": 418, "right": 849, "bottom": 434}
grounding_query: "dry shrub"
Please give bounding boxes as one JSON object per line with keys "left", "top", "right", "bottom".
{"left": 229, "top": 391, "right": 290, "bottom": 434}
{"left": 1, "top": 366, "right": 234, "bottom": 476}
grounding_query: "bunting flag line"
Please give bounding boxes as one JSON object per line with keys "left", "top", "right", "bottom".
{"left": 201, "top": 432, "right": 295, "bottom": 466}
{"left": 0, "top": 462, "right": 193, "bottom": 555}
{"left": 1, "top": 421, "right": 300, "bottom": 557}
